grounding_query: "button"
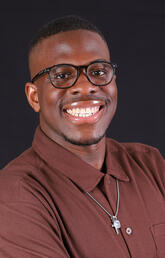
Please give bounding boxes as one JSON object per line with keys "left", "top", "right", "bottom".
{"left": 126, "top": 227, "right": 132, "bottom": 235}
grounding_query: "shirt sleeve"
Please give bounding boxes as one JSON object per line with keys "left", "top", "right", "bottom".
{"left": 148, "top": 147, "right": 165, "bottom": 196}
{"left": 0, "top": 173, "right": 70, "bottom": 258}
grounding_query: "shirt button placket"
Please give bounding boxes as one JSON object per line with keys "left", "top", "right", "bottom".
{"left": 125, "top": 227, "right": 132, "bottom": 235}
{"left": 106, "top": 175, "right": 111, "bottom": 185}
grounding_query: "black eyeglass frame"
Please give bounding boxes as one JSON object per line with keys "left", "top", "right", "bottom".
{"left": 31, "top": 60, "right": 117, "bottom": 89}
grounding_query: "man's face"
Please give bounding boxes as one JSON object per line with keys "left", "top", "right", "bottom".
{"left": 27, "top": 30, "right": 117, "bottom": 146}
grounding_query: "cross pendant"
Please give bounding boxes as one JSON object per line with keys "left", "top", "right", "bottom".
{"left": 111, "top": 216, "right": 121, "bottom": 235}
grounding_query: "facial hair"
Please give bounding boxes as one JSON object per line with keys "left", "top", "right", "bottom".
{"left": 62, "top": 132, "right": 106, "bottom": 146}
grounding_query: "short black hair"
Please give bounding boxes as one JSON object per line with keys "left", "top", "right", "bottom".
{"left": 29, "top": 15, "right": 107, "bottom": 54}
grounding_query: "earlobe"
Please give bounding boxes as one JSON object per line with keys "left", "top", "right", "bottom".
{"left": 25, "top": 82, "right": 40, "bottom": 112}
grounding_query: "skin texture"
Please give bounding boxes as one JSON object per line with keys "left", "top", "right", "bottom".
{"left": 25, "top": 30, "right": 117, "bottom": 170}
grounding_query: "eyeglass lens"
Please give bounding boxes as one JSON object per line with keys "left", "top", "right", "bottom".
{"left": 49, "top": 62, "right": 114, "bottom": 88}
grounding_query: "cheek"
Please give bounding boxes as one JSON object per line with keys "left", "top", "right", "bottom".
{"left": 104, "top": 81, "right": 118, "bottom": 102}
{"left": 38, "top": 85, "right": 64, "bottom": 110}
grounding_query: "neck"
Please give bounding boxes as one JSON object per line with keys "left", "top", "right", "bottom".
{"left": 62, "top": 137, "right": 106, "bottom": 170}
{"left": 40, "top": 125, "right": 106, "bottom": 170}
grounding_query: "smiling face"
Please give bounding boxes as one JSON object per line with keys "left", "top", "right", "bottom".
{"left": 26, "top": 29, "right": 117, "bottom": 146}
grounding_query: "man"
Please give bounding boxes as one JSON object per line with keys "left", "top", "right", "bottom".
{"left": 0, "top": 15, "right": 164, "bottom": 258}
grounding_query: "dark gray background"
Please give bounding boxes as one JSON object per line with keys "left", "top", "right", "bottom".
{"left": 0, "top": 0, "right": 164, "bottom": 168}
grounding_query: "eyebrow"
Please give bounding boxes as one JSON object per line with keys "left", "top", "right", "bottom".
{"left": 91, "top": 58, "right": 110, "bottom": 63}
{"left": 54, "top": 59, "right": 111, "bottom": 67}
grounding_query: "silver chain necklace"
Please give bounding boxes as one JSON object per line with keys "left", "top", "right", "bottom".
{"left": 86, "top": 179, "right": 121, "bottom": 234}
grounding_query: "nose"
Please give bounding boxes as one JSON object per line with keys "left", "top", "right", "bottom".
{"left": 68, "top": 72, "right": 98, "bottom": 96}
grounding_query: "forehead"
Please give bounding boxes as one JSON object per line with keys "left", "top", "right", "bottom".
{"left": 29, "top": 29, "right": 110, "bottom": 77}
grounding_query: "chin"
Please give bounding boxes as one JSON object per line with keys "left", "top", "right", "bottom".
{"left": 62, "top": 132, "right": 106, "bottom": 146}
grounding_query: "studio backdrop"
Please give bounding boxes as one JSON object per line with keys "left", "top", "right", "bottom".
{"left": 0, "top": 1, "right": 164, "bottom": 168}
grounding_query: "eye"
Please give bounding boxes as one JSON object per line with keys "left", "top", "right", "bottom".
{"left": 54, "top": 72, "right": 72, "bottom": 80}
{"left": 90, "top": 69, "right": 106, "bottom": 77}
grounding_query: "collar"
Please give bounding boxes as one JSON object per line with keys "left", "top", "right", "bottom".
{"left": 105, "top": 138, "right": 130, "bottom": 182}
{"left": 32, "top": 126, "right": 129, "bottom": 193}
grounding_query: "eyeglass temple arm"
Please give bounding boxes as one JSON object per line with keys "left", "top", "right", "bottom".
{"left": 31, "top": 68, "right": 50, "bottom": 83}
{"left": 112, "top": 63, "right": 117, "bottom": 69}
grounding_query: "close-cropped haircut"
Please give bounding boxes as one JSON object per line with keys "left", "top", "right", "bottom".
{"left": 29, "top": 15, "right": 107, "bottom": 55}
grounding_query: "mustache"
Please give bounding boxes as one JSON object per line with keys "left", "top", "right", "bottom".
{"left": 60, "top": 96, "right": 111, "bottom": 110}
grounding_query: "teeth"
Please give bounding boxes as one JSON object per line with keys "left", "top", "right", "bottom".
{"left": 86, "top": 108, "right": 91, "bottom": 113}
{"left": 66, "top": 106, "right": 100, "bottom": 117}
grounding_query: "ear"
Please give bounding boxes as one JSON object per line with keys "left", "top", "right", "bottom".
{"left": 25, "top": 82, "right": 40, "bottom": 112}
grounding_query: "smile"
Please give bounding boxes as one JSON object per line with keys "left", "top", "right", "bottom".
{"left": 62, "top": 100, "right": 105, "bottom": 124}
{"left": 66, "top": 106, "right": 100, "bottom": 117}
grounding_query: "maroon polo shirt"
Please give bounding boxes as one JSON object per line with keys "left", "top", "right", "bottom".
{"left": 0, "top": 126, "right": 165, "bottom": 258}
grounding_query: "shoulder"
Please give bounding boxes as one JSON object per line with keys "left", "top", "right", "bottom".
{"left": 106, "top": 138, "right": 165, "bottom": 192}
{"left": 106, "top": 137, "right": 163, "bottom": 158}
{"left": 106, "top": 137, "right": 164, "bottom": 173}
{"left": 1, "top": 146, "right": 41, "bottom": 177}
{"left": 0, "top": 147, "right": 41, "bottom": 202}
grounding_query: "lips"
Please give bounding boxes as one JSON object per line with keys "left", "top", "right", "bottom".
{"left": 62, "top": 100, "right": 105, "bottom": 124}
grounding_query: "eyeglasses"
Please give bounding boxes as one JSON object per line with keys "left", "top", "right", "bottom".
{"left": 31, "top": 60, "right": 117, "bottom": 89}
